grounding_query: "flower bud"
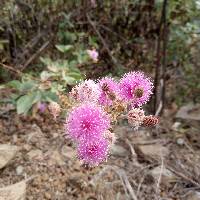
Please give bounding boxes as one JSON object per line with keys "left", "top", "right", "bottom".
{"left": 48, "top": 102, "right": 61, "bottom": 120}
{"left": 143, "top": 115, "right": 159, "bottom": 126}
{"left": 127, "top": 108, "right": 145, "bottom": 129}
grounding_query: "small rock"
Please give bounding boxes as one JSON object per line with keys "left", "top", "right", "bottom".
{"left": 151, "top": 166, "right": 176, "bottom": 184}
{"left": 177, "top": 138, "right": 184, "bottom": 146}
{"left": 44, "top": 192, "right": 51, "bottom": 199}
{"left": 26, "top": 124, "right": 47, "bottom": 147}
{"left": 61, "top": 146, "right": 75, "bottom": 159}
{"left": 111, "top": 145, "right": 128, "bottom": 157}
{"left": 186, "top": 191, "right": 200, "bottom": 200}
{"left": 0, "top": 180, "right": 26, "bottom": 200}
{"left": 48, "top": 150, "right": 65, "bottom": 166}
{"left": 0, "top": 144, "right": 19, "bottom": 169}
{"left": 52, "top": 132, "right": 59, "bottom": 138}
{"left": 12, "top": 134, "right": 18, "bottom": 143}
{"left": 27, "top": 149, "right": 43, "bottom": 160}
{"left": 16, "top": 166, "right": 24, "bottom": 175}
{"left": 176, "top": 103, "right": 200, "bottom": 121}
{"left": 23, "top": 144, "right": 32, "bottom": 151}
{"left": 171, "top": 122, "right": 181, "bottom": 131}
{"left": 138, "top": 143, "right": 169, "bottom": 158}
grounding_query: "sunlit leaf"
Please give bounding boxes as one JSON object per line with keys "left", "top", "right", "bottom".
{"left": 55, "top": 44, "right": 73, "bottom": 53}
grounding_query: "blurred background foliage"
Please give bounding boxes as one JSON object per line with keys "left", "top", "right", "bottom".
{"left": 0, "top": 0, "right": 200, "bottom": 114}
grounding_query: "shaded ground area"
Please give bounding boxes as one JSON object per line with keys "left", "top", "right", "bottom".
{"left": 0, "top": 105, "right": 200, "bottom": 200}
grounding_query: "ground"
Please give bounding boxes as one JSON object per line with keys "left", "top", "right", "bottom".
{"left": 0, "top": 104, "right": 200, "bottom": 200}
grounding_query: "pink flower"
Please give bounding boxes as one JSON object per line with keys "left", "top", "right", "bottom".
{"left": 70, "top": 80, "right": 100, "bottom": 103}
{"left": 119, "top": 71, "right": 153, "bottom": 107}
{"left": 38, "top": 102, "right": 46, "bottom": 112}
{"left": 66, "top": 104, "right": 110, "bottom": 142}
{"left": 90, "top": 0, "right": 97, "bottom": 8}
{"left": 98, "top": 77, "right": 119, "bottom": 106}
{"left": 48, "top": 102, "right": 61, "bottom": 120}
{"left": 127, "top": 108, "right": 145, "bottom": 129}
{"left": 87, "top": 49, "right": 98, "bottom": 62}
{"left": 77, "top": 138, "right": 109, "bottom": 166}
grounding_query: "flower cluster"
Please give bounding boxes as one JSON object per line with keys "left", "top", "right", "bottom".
{"left": 49, "top": 69, "right": 158, "bottom": 167}
{"left": 66, "top": 103, "right": 111, "bottom": 166}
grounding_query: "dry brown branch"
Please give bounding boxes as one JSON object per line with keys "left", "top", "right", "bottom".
{"left": 21, "top": 40, "right": 51, "bottom": 71}
{"left": 156, "top": 153, "right": 164, "bottom": 194}
{"left": 166, "top": 165, "right": 200, "bottom": 188}
{"left": 0, "top": 62, "right": 22, "bottom": 77}
{"left": 14, "top": 31, "right": 46, "bottom": 66}
{"left": 90, "top": 165, "right": 138, "bottom": 200}
{"left": 86, "top": 14, "right": 121, "bottom": 69}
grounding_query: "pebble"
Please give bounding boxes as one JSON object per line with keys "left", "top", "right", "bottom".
{"left": 177, "top": 138, "right": 184, "bottom": 146}
{"left": 16, "top": 165, "right": 24, "bottom": 175}
{"left": 110, "top": 145, "right": 128, "bottom": 157}
{"left": 61, "top": 146, "right": 75, "bottom": 159}
{"left": 44, "top": 192, "right": 51, "bottom": 199}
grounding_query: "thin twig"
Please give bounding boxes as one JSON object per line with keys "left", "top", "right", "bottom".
{"left": 166, "top": 165, "right": 200, "bottom": 188}
{"left": 90, "top": 165, "right": 138, "bottom": 200}
{"left": 14, "top": 31, "right": 46, "bottom": 66}
{"left": 0, "top": 62, "right": 22, "bottom": 77}
{"left": 156, "top": 153, "right": 164, "bottom": 194}
{"left": 22, "top": 40, "right": 50, "bottom": 71}
{"left": 86, "top": 14, "right": 121, "bottom": 69}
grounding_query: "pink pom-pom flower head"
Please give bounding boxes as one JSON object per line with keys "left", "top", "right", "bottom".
{"left": 86, "top": 49, "right": 99, "bottom": 62}
{"left": 66, "top": 104, "right": 110, "bottom": 142}
{"left": 119, "top": 71, "right": 153, "bottom": 107}
{"left": 70, "top": 80, "right": 100, "bottom": 103}
{"left": 77, "top": 137, "right": 109, "bottom": 166}
{"left": 98, "top": 77, "right": 119, "bottom": 106}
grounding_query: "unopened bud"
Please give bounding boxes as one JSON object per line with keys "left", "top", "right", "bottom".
{"left": 143, "top": 115, "right": 159, "bottom": 126}
{"left": 127, "top": 108, "right": 145, "bottom": 129}
{"left": 48, "top": 102, "right": 61, "bottom": 120}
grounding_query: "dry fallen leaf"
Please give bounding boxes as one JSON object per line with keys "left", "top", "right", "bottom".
{"left": 0, "top": 144, "right": 19, "bottom": 169}
{"left": 0, "top": 180, "right": 26, "bottom": 200}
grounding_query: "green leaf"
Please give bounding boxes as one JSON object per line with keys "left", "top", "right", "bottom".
{"left": 89, "top": 36, "right": 98, "bottom": 48}
{"left": 42, "top": 91, "right": 58, "bottom": 102}
{"left": 56, "top": 44, "right": 73, "bottom": 53}
{"left": 0, "top": 85, "right": 5, "bottom": 90}
{"left": 40, "top": 57, "right": 52, "bottom": 66}
{"left": 63, "top": 76, "right": 76, "bottom": 85}
{"left": 63, "top": 32, "right": 77, "bottom": 43}
{"left": 62, "top": 71, "right": 76, "bottom": 85}
{"left": 40, "top": 71, "right": 53, "bottom": 81}
{"left": 6, "top": 80, "right": 22, "bottom": 89}
{"left": 16, "top": 91, "right": 41, "bottom": 114}
{"left": 19, "top": 80, "right": 36, "bottom": 92}
{"left": 67, "top": 72, "right": 82, "bottom": 80}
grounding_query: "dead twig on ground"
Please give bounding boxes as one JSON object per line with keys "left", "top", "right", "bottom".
{"left": 90, "top": 165, "right": 138, "bottom": 200}
{"left": 156, "top": 152, "right": 164, "bottom": 194}
{"left": 166, "top": 165, "right": 200, "bottom": 188}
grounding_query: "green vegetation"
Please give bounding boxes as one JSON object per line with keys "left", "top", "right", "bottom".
{"left": 0, "top": 0, "right": 200, "bottom": 114}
